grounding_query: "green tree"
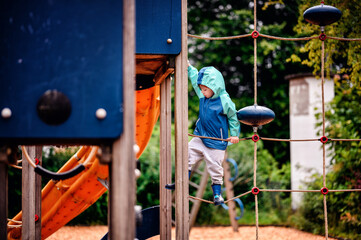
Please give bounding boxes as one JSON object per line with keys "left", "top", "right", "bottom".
{"left": 294, "top": 0, "right": 361, "bottom": 86}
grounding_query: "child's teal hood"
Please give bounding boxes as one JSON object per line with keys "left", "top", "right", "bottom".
{"left": 197, "top": 67, "right": 226, "bottom": 98}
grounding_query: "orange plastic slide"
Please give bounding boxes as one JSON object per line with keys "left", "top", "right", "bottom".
{"left": 7, "top": 85, "right": 160, "bottom": 239}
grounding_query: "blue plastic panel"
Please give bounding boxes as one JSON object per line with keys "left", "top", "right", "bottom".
{"left": 136, "top": 0, "right": 181, "bottom": 55}
{"left": 0, "top": 0, "right": 123, "bottom": 144}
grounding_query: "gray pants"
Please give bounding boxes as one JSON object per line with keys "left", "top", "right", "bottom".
{"left": 188, "top": 137, "right": 226, "bottom": 185}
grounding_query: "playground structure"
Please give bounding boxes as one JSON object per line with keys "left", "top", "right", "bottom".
{"left": 1, "top": 0, "right": 189, "bottom": 239}
{"left": 0, "top": 1, "right": 361, "bottom": 240}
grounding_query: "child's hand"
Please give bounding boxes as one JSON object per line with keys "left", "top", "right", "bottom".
{"left": 227, "top": 136, "right": 239, "bottom": 144}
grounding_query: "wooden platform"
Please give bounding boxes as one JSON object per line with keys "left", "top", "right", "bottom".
{"left": 136, "top": 55, "right": 175, "bottom": 86}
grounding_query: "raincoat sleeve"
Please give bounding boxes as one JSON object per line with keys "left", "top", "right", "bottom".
{"left": 188, "top": 65, "right": 202, "bottom": 98}
{"left": 221, "top": 94, "right": 240, "bottom": 137}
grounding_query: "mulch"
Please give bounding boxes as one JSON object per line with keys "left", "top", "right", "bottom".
{"left": 48, "top": 225, "right": 337, "bottom": 240}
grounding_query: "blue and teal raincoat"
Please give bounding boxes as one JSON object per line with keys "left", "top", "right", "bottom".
{"left": 188, "top": 65, "right": 240, "bottom": 150}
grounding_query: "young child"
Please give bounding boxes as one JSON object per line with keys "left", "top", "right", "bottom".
{"left": 166, "top": 62, "right": 240, "bottom": 206}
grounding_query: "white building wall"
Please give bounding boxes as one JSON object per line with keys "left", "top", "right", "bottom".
{"left": 289, "top": 76, "right": 334, "bottom": 209}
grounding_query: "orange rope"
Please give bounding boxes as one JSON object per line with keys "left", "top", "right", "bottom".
{"left": 261, "top": 189, "right": 320, "bottom": 193}
{"left": 259, "top": 33, "right": 318, "bottom": 41}
{"left": 8, "top": 164, "right": 22, "bottom": 169}
{"left": 321, "top": 38, "right": 329, "bottom": 239}
{"left": 224, "top": 190, "right": 252, "bottom": 203}
{"left": 21, "top": 146, "right": 37, "bottom": 168}
{"left": 254, "top": 37, "right": 258, "bottom": 105}
{"left": 330, "top": 138, "right": 361, "bottom": 142}
{"left": 253, "top": 1, "right": 258, "bottom": 234}
{"left": 188, "top": 195, "right": 214, "bottom": 204}
{"left": 324, "top": 195, "right": 329, "bottom": 239}
{"left": 260, "top": 137, "right": 319, "bottom": 142}
{"left": 188, "top": 188, "right": 361, "bottom": 206}
{"left": 327, "top": 36, "right": 361, "bottom": 41}
{"left": 187, "top": 33, "right": 251, "bottom": 41}
{"left": 188, "top": 134, "right": 359, "bottom": 143}
{"left": 188, "top": 133, "right": 250, "bottom": 142}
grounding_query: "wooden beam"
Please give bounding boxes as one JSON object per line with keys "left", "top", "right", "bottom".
{"left": 136, "top": 55, "right": 168, "bottom": 75}
{"left": 0, "top": 150, "right": 8, "bottom": 240}
{"left": 154, "top": 62, "right": 174, "bottom": 85}
{"left": 109, "top": 0, "right": 135, "bottom": 239}
{"left": 174, "top": 0, "right": 189, "bottom": 239}
{"left": 189, "top": 169, "right": 209, "bottom": 229}
{"left": 223, "top": 155, "right": 239, "bottom": 232}
{"left": 22, "top": 146, "right": 42, "bottom": 240}
{"left": 35, "top": 147, "right": 42, "bottom": 239}
{"left": 159, "top": 75, "right": 172, "bottom": 240}
{"left": 136, "top": 54, "right": 167, "bottom": 60}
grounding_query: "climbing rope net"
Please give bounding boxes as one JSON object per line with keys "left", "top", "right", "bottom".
{"left": 187, "top": 1, "right": 361, "bottom": 239}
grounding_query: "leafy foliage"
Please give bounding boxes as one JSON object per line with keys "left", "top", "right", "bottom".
{"left": 294, "top": 0, "right": 361, "bottom": 86}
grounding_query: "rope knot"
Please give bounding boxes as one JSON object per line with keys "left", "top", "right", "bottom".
{"left": 319, "top": 33, "right": 327, "bottom": 41}
{"left": 321, "top": 187, "right": 329, "bottom": 195}
{"left": 252, "top": 187, "right": 260, "bottom": 195}
{"left": 251, "top": 30, "right": 259, "bottom": 39}
{"left": 252, "top": 134, "right": 260, "bottom": 142}
{"left": 320, "top": 136, "right": 328, "bottom": 143}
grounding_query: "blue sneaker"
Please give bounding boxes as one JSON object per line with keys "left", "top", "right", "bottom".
{"left": 213, "top": 194, "right": 224, "bottom": 205}
{"left": 211, "top": 184, "right": 224, "bottom": 205}
{"left": 165, "top": 183, "right": 175, "bottom": 190}
{"left": 165, "top": 171, "right": 191, "bottom": 190}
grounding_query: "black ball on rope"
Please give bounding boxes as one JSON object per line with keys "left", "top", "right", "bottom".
{"left": 303, "top": 4, "right": 342, "bottom": 27}
{"left": 237, "top": 104, "right": 275, "bottom": 127}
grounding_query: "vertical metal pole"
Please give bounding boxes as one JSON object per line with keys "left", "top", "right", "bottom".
{"left": 109, "top": 0, "right": 135, "bottom": 239}
{"left": 160, "top": 75, "right": 172, "bottom": 239}
{"left": 175, "top": 0, "right": 189, "bottom": 239}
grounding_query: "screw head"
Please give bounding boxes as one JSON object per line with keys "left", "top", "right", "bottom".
{"left": 1, "top": 107, "right": 12, "bottom": 119}
{"left": 134, "top": 144, "right": 140, "bottom": 155}
{"left": 167, "top": 38, "right": 173, "bottom": 44}
{"left": 95, "top": 108, "right": 107, "bottom": 120}
{"left": 135, "top": 169, "right": 141, "bottom": 179}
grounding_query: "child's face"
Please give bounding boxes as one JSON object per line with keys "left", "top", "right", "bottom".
{"left": 199, "top": 84, "right": 214, "bottom": 98}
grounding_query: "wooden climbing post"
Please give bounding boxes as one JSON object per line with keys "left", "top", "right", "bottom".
{"left": 223, "top": 156, "right": 239, "bottom": 232}
{"left": 189, "top": 169, "right": 209, "bottom": 229}
{"left": 22, "top": 146, "right": 42, "bottom": 240}
{"left": 174, "top": 0, "right": 189, "bottom": 239}
{"left": 109, "top": 0, "right": 136, "bottom": 239}
{"left": 159, "top": 74, "right": 173, "bottom": 239}
{"left": 0, "top": 149, "right": 8, "bottom": 240}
